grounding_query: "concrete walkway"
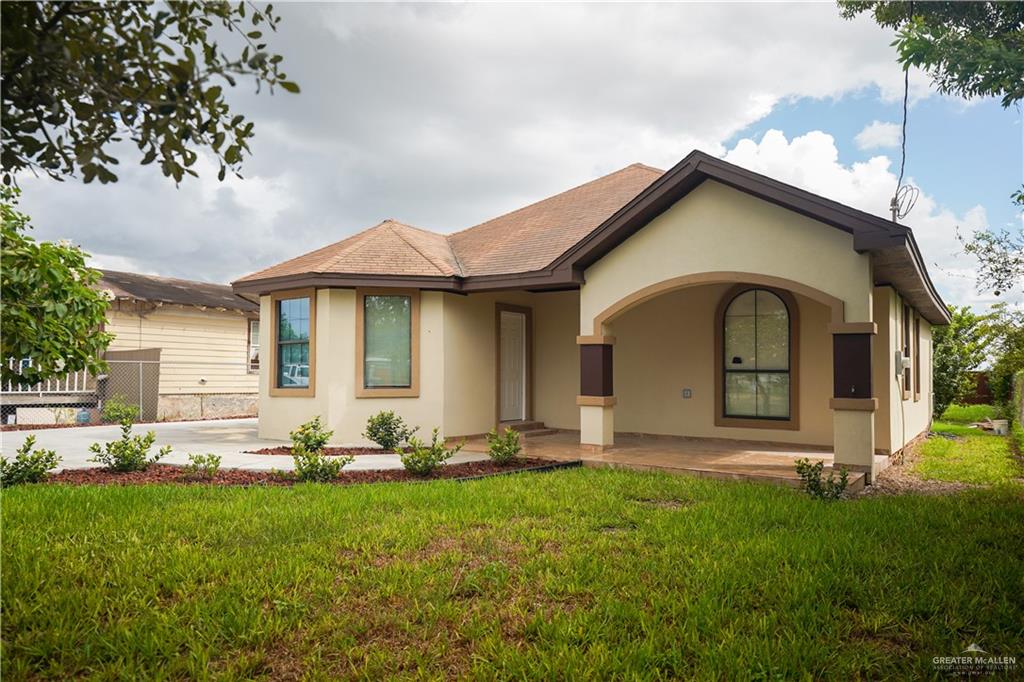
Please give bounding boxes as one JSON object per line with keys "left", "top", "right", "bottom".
{"left": 0, "top": 418, "right": 488, "bottom": 471}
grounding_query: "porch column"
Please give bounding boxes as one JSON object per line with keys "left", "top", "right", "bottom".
{"left": 829, "top": 322, "right": 878, "bottom": 481}
{"left": 577, "top": 335, "right": 615, "bottom": 451}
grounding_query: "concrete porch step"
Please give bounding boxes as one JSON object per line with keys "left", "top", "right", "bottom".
{"left": 519, "top": 428, "right": 559, "bottom": 439}
{"left": 503, "top": 420, "right": 546, "bottom": 432}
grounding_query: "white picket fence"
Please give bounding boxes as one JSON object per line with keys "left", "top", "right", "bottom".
{"left": 2, "top": 358, "right": 96, "bottom": 396}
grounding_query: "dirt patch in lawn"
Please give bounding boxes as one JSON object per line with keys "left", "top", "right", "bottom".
{"left": 45, "top": 458, "right": 556, "bottom": 487}
{"left": 244, "top": 446, "right": 383, "bottom": 456}
{"left": 631, "top": 496, "right": 692, "bottom": 510}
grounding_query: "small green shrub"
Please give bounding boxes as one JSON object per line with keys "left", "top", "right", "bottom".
{"left": 794, "top": 458, "right": 849, "bottom": 501}
{"left": 397, "top": 428, "right": 462, "bottom": 477}
{"left": 101, "top": 394, "right": 140, "bottom": 424}
{"left": 184, "top": 453, "right": 221, "bottom": 479}
{"left": 0, "top": 436, "right": 61, "bottom": 487}
{"left": 88, "top": 421, "right": 170, "bottom": 472}
{"left": 292, "top": 446, "right": 352, "bottom": 483}
{"left": 485, "top": 427, "right": 521, "bottom": 465}
{"left": 364, "top": 410, "right": 418, "bottom": 451}
{"left": 290, "top": 416, "right": 333, "bottom": 455}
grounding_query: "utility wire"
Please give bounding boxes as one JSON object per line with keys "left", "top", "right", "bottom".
{"left": 897, "top": 63, "right": 909, "bottom": 191}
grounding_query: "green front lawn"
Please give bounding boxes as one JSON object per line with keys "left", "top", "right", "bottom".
{"left": 918, "top": 422, "right": 1023, "bottom": 485}
{"left": 3, "top": 471, "right": 1023, "bottom": 679}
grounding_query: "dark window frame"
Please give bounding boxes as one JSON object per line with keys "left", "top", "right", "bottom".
{"left": 722, "top": 288, "right": 793, "bottom": 422}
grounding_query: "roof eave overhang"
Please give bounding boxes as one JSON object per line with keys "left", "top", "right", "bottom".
{"left": 233, "top": 151, "right": 951, "bottom": 324}
{"left": 871, "top": 234, "right": 952, "bottom": 326}
{"left": 231, "top": 265, "right": 584, "bottom": 298}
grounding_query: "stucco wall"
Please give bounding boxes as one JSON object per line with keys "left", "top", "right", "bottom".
{"left": 532, "top": 291, "right": 581, "bottom": 430}
{"left": 257, "top": 291, "right": 328, "bottom": 441}
{"left": 258, "top": 288, "right": 580, "bottom": 443}
{"left": 579, "top": 180, "right": 874, "bottom": 335}
{"left": 873, "top": 286, "right": 933, "bottom": 454}
{"left": 442, "top": 290, "right": 579, "bottom": 438}
{"left": 613, "top": 284, "right": 834, "bottom": 446}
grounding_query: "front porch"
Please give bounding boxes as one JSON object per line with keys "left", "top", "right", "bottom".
{"left": 462, "top": 431, "right": 867, "bottom": 491}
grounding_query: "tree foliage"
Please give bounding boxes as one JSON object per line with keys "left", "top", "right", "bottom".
{"left": 958, "top": 227, "right": 1024, "bottom": 297}
{"left": 0, "top": 187, "right": 113, "bottom": 387}
{"left": 932, "top": 305, "right": 986, "bottom": 418}
{"left": 839, "top": 1, "right": 1024, "bottom": 295}
{"left": 982, "top": 302, "right": 1024, "bottom": 407}
{"left": 1, "top": 1, "right": 299, "bottom": 186}
{"left": 838, "top": 2, "right": 1024, "bottom": 107}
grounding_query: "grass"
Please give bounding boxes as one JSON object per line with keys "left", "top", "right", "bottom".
{"left": 939, "top": 403, "right": 999, "bottom": 424}
{"left": 3, "top": 470, "right": 1023, "bottom": 679}
{"left": 916, "top": 422, "right": 1023, "bottom": 485}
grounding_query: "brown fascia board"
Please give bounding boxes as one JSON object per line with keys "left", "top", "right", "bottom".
{"left": 230, "top": 267, "right": 582, "bottom": 297}
{"left": 906, "top": 232, "right": 951, "bottom": 324}
{"left": 232, "top": 272, "right": 464, "bottom": 296}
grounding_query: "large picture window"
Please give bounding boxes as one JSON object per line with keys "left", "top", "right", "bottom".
{"left": 363, "top": 294, "right": 412, "bottom": 388}
{"left": 722, "top": 288, "right": 791, "bottom": 420}
{"left": 356, "top": 289, "right": 420, "bottom": 397}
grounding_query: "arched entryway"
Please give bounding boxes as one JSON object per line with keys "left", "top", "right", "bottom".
{"left": 576, "top": 273, "right": 879, "bottom": 480}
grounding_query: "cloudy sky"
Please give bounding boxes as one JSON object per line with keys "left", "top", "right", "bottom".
{"left": 18, "top": 2, "right": 1024, "bottom": 306}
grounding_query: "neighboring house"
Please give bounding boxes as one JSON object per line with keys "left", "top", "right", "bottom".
{"left": 233, "top": 150, "right": 949, "bottom": 482}
{"left": 100, "top": 270, "right": 260, "bottom": 420}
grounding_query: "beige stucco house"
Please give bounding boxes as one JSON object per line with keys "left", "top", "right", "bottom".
{"left": 233, "top": 151, "right": 949, "bottom": 482}
{"left": 100, "top": 270, "right": 260, "bottom": 420}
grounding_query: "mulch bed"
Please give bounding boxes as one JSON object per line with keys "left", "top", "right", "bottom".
{"left": 45, "top": 458, "right": 560, "bottom": 487}
{"left": 244, "top": 446, "right": 384, "bottom": 456}
{"left": 1, "top": 415, "right": 254, "bottom": 432}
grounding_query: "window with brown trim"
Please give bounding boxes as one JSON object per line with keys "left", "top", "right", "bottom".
{"left": 716, "top": 286, "right": 798, "bottom": 427}
{"left": 247, "top": 319, "right": 260, "bottom": 374}
{"left": 902, "top": 303, "right": 911, "bottom": 399}
{"left": 355, "top": 289, "right": 420, "bottom": 398}
{"left": 269, "top": 289, "right": 316, "bottom": 397}
{"left": 913, "top": 314, "right": 921, "bottom": 401}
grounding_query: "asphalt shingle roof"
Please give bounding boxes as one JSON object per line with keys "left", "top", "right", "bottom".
{"left": 100, "top": 270, "right": 258, "bottom": 312}
{"left": 234, "top": 163, "right": 664, "bottom": 283}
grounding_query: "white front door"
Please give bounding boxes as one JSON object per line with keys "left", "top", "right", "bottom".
{"left": 499, "top": 310, "right": 526, "bottom": 422}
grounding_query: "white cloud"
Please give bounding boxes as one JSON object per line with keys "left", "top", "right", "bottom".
{"left": 723, "top": 130, "right": 1017, "bottom": 307}
{"left": 854, "top": 120, "right": 902, "bottom": 150}
{"left": 19, "top": 3, "right": 940, "bottom": 285}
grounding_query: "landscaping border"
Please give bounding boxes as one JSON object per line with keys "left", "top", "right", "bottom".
{"left": 450, "top": 459, "right": 582, "bottom": 482}
{"left": 42, "top": 458, "right": 582, "bottom": 488}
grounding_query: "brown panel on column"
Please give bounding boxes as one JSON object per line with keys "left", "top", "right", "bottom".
{"left": 833, "top": 333, "right": 872, "bottom": 399}
{"left": 580, "top": 344, "right": 613, "bottom": 397}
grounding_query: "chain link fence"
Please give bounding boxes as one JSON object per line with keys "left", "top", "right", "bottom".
{"left": 3, "top": 357, "right": 259, "bottom": 425}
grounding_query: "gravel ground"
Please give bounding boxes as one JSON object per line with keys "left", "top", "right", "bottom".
{"left": 857, "top": 435, "right": 982, "bottom": 497}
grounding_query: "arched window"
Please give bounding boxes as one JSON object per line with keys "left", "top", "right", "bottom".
{"left": 722, "top": 288, "right": 791, "bottom": 419}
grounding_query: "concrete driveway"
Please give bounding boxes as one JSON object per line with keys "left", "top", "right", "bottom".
{"left": 0, "top": 418, "right": 488, "bottom": 471}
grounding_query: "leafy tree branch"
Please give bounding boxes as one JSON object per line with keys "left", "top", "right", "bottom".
{"left": 1, "top": 1, "right": 300, "bottom": 186}
{"left": 1, "top": 187, "right": 113, "bottom": 386}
